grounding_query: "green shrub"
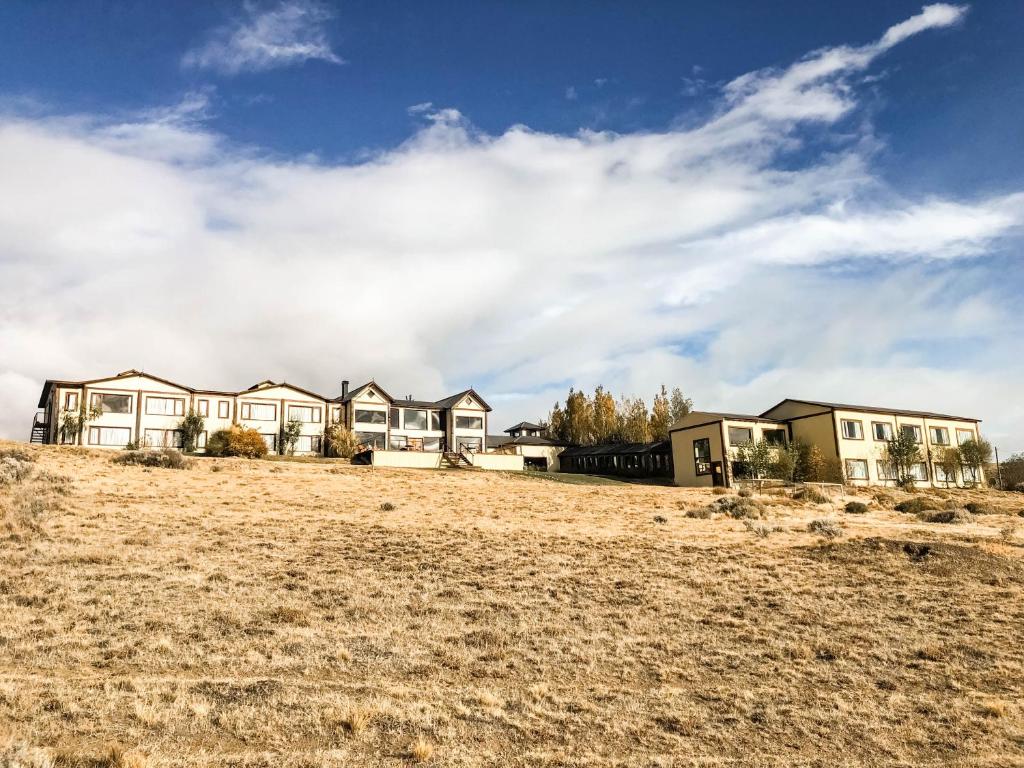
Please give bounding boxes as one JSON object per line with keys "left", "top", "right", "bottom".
{"left": 112, "top": 448, "right": 193, "bottom": 470}
{"left": 844, "top": 501, "right": 869, "bottom": 514}
{"left": 894, "top": 497, "right": 942, "bottom": 514}
{"left": 207, "top": 426, "right": 268, "bottom": 459}
{"left": 179, "top": 409, "right": 206, "bottom": 453}
{"left": 714, "top": 495, "right": 765, "bottom": 519}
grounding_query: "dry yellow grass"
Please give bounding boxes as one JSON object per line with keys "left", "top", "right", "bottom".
{"left": 2, "top": 441, "right": 1024, "bottom": 766}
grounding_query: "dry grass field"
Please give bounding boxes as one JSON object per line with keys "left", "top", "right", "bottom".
{"left": 2, "top": 441, "right": 1024, "bottom": 767}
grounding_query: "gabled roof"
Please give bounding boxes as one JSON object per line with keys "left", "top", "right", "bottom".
{"left": 333, "top": 380, "right": 395, "bottom": 404}
{"left": 433, "top": 388, "right": 492, "bottom": 412}
{"left": 760, "top": 398, "right": 980, "bottom": 423}
{"left": 243, "top": 380, "right": 328, "bottom": 401}
{"left": 37, "top": 369, "right": 195, "bottom": 408}
{"left": 490, "top": 434, "right": 564, "bottom": 448}
{"left": 669, "top": 411, "right": 783, "bottom": 433}
{"left": 504, "top": 421, "right": 545, "bottom": 433}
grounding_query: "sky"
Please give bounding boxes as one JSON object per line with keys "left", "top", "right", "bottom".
{"left": 0, "top": 1, "right": 1022, "bottom": 453}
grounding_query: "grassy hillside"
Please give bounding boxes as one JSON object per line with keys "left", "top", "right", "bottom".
{"left": 2, "top": 442, "right": 1023, "bottom": 767}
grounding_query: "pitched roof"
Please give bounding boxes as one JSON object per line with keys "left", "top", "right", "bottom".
{"left": 244, "top": 380, "right": 328, "bottom": 401}
{"left": 37, "top": 369, "right": 195, "bottom": 408}
{"left": 669, "top": 411, "right": 783, "bottom": 432}
{"left": 760, "top": 398, "right": 980, "bottom": 423}
{"left": 433, "top": 388, "right": 492, "bottom": 412}
{"left": 333, "top": 380, "right": 395, "bottom": 404}
{"left": 504, "top": 421, "right": 545, "bottom": 433}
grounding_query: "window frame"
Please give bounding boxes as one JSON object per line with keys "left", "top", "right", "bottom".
{"left": 845, "top": 458, "right": 869, "bottom": 480}
{"left": 761, "top": 428, "right": 787, "bottom": 447}
{"left": 240, "top": 401, "right": 277, "bottom": 421}
{"left": 403, "top": 409, "right": 428, "bottom": 431}
{"left": 294, "top": 434, "right": 322, "bottom": 453}
{"left": 261, "top": 433, "right": 278, "bottom": 452}
{"left": 727, "top": 426, "right": 753, "bottom": 446}
{"left": 876, "top": 460, "right": 896, "bottom": 481}
{"left": 145, "top": 396, "right": 185, "bottom": 417}
{"left": 64, "top": 391, "right": 79, "bottom": 411}
{"left": 354, "top": 409, "right": 387, "bottom": 425}
{"left": 218, "top": 400, "right": 230, "bottom": 419}
{"left": 287, "top": 404, "right": 322, "bottom": 424}
{"left": 872, "top": 421, "right": 893, "bottom": 442}
{"left": 956, "top": 428, "right": 975, "bottom": 445}
{"left": 928, "top": 426, "right": 950, "bottom": 446}
{"left": 840, "top": 419, "right": 864, "bottom": 440}
{"left": 900, "top": 424, "right": 923, "bottom": 444}
{"left": 197, "top": 399, "right": 209, "bottom": 417}
{"left": 91, "top": 392, "right": 133, "bottom": 415}
{"left": 87, "top": 426, "right": 131, "bottom": 446}
{"left": 909, "top": 462, "right": 928, "bottom": 481}
{"left": 455, "top": 415, "right": 484, "bottom": 430}
{"left": 693, "top": 437, "right": 712, "bottom": 476}
{"left": 144, "top": 428, "right": 184, "bottom": 449}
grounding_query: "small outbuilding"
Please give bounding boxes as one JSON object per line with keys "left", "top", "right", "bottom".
{"left": 557, "top": 441, "right": 673, "bottom": 479}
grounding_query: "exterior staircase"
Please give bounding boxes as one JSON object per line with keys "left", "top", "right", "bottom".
{"left": 29, "top": 413, "right": 47, "bottom": 444}
{"left": 441, "top": 451, "right": 474, "bottom": 469}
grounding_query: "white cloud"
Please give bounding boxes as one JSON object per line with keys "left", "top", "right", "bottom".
{"left": 2, "top": 4, "right": 1023, "bottom": 454}
{"left": 182, "top": 0, "right": 343, "bottom": 75}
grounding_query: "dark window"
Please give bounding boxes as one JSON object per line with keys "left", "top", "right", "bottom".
{"left": 355, "top": 431, "right": 386, "bottom": 449}
{"left": 872, "top": 422, "right": 893, "bottom": 441}
{"left": 693, "top": 437, "right": 711, "bottom": 476}
{"left": 355, "top": 409, "right": 386, "bottom": 425}
{"left": 92, "top": 393, "right": 132, "bottom": 414}
{"left": 390, "top": 407, "right": 400, "bottom": 428}
{"left": 455, "top": 415, "right": 483, "bottom": 430}
{"left": 728, "top": 426, "right": 752, "bottom": 445}
{"left": 762, "top": 428, "right": 786, "bottom": 446}
{"left": 841, "top": 419, "right": 863, "bottom": 439}
{"left": 430, "top": 411, "right": 442, "bottom": 431}
{"left": 929, "top": 427, "right": 949, "bottom": 445}
{"left": 901, "top": 424, "right": 922, "bottom": 443}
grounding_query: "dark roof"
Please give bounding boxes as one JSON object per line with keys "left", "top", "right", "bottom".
{"left": 560, "top": 440, "right": 671, "bottom": 457}
{"left": 333, "top": 380, "right": 395, "bottom": 404}
{"left": 487, "top": 434, "right": 512, "bottom": 449}
{"left": 504, "top": 435, "right": 564, "bottom": 447}
{"left": 432, "top": 388, "right": 492, "bottom": 412}
{"left": 504, "top": 421, "right": 545, "bottom": 433}
{"left": 668, "top": 411, "right": 783, "bottom": 433}
{"left": 334, "top": 383, "right": 491, "bottom": 411}
{"left": 761, "top": 398, "right": 981, "bottom": 423}
{"left": 244, "top": 380, "right": 328, "bottom": 401}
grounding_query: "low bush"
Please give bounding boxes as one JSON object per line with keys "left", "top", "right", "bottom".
{"left": 894, "top": 497, "right": 942, "bottom": 514}
{"left": 206, "top": 426, "right": 268, "bottom": 459}
{"left": 0, "top": 446, "right": 35, "bottom": 463}
{"left": 808, "top": 518, "right": 843, "bottom": 538}
{"left": 737, "top": 488, "right": 753, "bottom": 498}
{"left": 712, "top": 487, "right": 728, "bottom": 496}
{"left": 793, "top": 486, "right": 830, "bottom": 504}
{"left": 714, "top": 495, "right": 765, "bottom": 519}
{"left": 0, "top": 457, "right": 34, "bottom": 486}
{"left": 380, "top": 502, "right": 396, "bottom": 512}
{"left": 685, "top": 506, "right": 713, "bottom": 519}
{"left": 743, "top": 520, "right": 780, "bottom": 538}
{"left": 923, "top": 508, "right": 974, "bottom": 524}
{"left": 964, "top": 502, "right": 995, "bottom": 515}
{"left": 844, "top": 501, "right": 869, "bottom": 514}
{"left": 113, "top": 448, "right": 193, "bottom": 470}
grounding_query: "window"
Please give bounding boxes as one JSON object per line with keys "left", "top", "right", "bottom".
{"left": 288, "top": 405, "right": 321, "bottom": 423}
{"left": 457, "top": 436, "right": 482, "bottom": 452}
{"left": 455, "top": 415, "right": 483, "bottom": 430}
{"left": 331, "top": 406, "right": 342, "bottom": 423}
{"left": 404, "top": 409, "right": 427, "bottom": 430}
{"left": 355, "top": 431, "right": 386, "bottom": 449}
{"left": 909, "top": 462, "right": 928, "bottom": 481}
{"left": 198, "top": 431, "right": 208, "bottom": 449}
{"left": 876, "top": 460, "right": 896, "bottom": 481}
{"left": 294, "top": 435, "right": 322, "bottom": 453}
{"left": 197, "top": 399, "right": 209, "bottom": 417}
{"left": 390, "top": 435, "right": 408, "bottom": 450}
{"left": 872, "top": 422, "right": 893, "bottom": 441}
{"left": 962, "top": 464, "right": 979, "bottom": 484}
{"left": 423, "top": 437, "right": 441, "bottom": 452}
{"left": 144, "top": 429, "right": 183, "bottom": 449}
{"left": 840, "top": 419, "right": 863, "bottom": 440}
{"left": 901, "top": 424, "right": 922, "bottom": 443}
{"left": 261, "top": 433, "right": 277, "bottom": 452}
{"left": 390, "top": 407, "right": 400, "bottom": 428}
{"left": 355, "top": 409, "right": 386, "bottom": 425}
{"left": 92, "top": 393, "right": 132, "bottom": 414}
{"left": 88, "top": 426, "right": 130, "bottom": 446}
{"left": 64, "top": 392, "right": 79, "bottom": 411}
{"left": 241, "top": 402, "right": 276, "bottom": 421}
{"left": 929, "top": 427, "right": 950, "bottom": 446}
{"left": 762, "top": 428, "right": 787, "bottom": 446}
{"left": 693, "top": 437, "right": 711, "bottom": 476}
{"left": 934, "top": 463, "right": 955, "bottom": 483}
{"left": 146, "top": 397, "right": 185, "bottom": 416}
{"left": 845, "top": 459, "right": 869, "bottom": 480}
{"left": 430, "top": 411, "right": 442, "bottom": 431}
{"left": 728, "top": 426, "right": 753, "bottom": 446}
{"left": 218, "top": 401, "right": 230, "bottom": 419}
{"left": 956, "top": 428, "right": 975, "bottom": 445}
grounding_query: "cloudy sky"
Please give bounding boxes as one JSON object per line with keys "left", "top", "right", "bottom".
{"left": 0, "top": 1, "right": 1022, "bottom": 452}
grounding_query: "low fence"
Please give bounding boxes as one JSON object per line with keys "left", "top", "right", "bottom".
{"left": 368, "top": 450, "right": 524, "bottom": 472}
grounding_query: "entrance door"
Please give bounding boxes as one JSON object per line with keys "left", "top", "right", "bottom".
{"left": 711, "top": 461, "right": 725, "bottom": 487}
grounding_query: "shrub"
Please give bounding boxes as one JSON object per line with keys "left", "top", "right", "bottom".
{"left": 712, "top": 486, "right": 728, "bottom": 496}
{"left": 844, "top": 501, "right": 868, "bottom": 514}
{"left": 206, "top": 426, "right": 268, "bottom": 459}
{"left": 0, "top": 446, "right": 35, "bottom": 463}
{"left": 737, "top": 488, "right": 753, "bottom": 498}
{"left": 0, "top": 457, "right": 34, "bottom": 486}
{"left": 653, "top": 515, "right": 667, "bottom": 524}
{"left": 113, "top": 449, "right": 193, "bottom": 470}
{"left": 685, "top": 506, "right": 713, "bottom": 519}
{"left": 793, "top": 486, "right": 830, "bottom": 504}
{"left": 894, "top": 497, "right": 942, "bottom": 514}
{"left": 380, "top": 502, "right": 396, "bottom": 512}
{"left": 923, "top": 508, "right": 973, "bottom": 524}
{"left": 179, "top": 409, "right": 205, "bottom": 453}
{"left": 714, "top": 495, "right": 765, "bottom": 519}
{"left": 808, "top": 518, "right": 843, "bottom": 538}
{"left": 964, "top": 502, "right": 995, "bottom": 515}
{"left": 281, "top": 418, "right": 303, "bottom": 456}
{"left": 743, "top": 520, "right": 780, "bottom": 537}
{"left": 324, "top": 424, "right": 360, "bottom": 459}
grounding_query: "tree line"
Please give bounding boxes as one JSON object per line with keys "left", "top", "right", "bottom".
{"left": 546, "top": 385, "right": 693, "bottom": 445}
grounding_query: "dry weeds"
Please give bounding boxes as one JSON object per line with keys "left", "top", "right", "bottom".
{"left": 1, "top": 441, "right": 1023, "bottom": 766}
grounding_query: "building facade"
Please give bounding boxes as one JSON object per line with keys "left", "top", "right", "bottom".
{"left": 34, "top": 370, "right": 491, "bottom": 457}
{"left": 670, "top": 399, "right": 985, "bottom": 489}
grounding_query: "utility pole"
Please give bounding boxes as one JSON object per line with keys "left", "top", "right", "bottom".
{"left": 994, "top": 446, "right": 1003, "bottom": 490}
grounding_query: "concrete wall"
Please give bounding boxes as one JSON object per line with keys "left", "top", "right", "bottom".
{"left": 371, "top": 450, "right": 443, "bottom": 469}
{"left": 468, "top": 453, "right": 524, "bottom": 471}
{"left": 671, "top": 422, "right": 724, "bottom": 488}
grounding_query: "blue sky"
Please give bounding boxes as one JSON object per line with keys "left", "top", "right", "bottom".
{"left": 0, "top": 1, "right": 1022, "bottom": 452}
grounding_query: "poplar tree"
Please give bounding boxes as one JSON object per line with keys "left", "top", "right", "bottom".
{"left": 649, "top": 385, "right": 672, "bottom": 441}
{"left": 669, "top": 387, "right": 693, "bottom": 422}
{"left": 592, "top": 386, "right": 618, "bottom": 444}
{"left": 621, "top": 397, "right": 652, "bottom": 443}
{"left": 564, "top": 388, "right": 594, "bottom": 445}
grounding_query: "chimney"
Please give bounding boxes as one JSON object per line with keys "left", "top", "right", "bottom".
{"left": 341, "top": 380, "right": 349, "bottom": 398}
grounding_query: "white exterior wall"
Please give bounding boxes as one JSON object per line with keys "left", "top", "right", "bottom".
{"left": 449, "top": 394, "right": 487, "bottom": 452}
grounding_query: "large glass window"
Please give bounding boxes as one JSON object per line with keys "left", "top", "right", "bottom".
{"left": 355, "top": 409, "right": 386, "bottom": 425}
{"left": 934, "top": 463, "right": 955, "bottom": 483}
{"left": 693, "top": 437, "right": 711, "bottom": 476}
{"left": 962, "top": 464, "right": 979, "bottom": 484}
{"left": 762, "top": 428, "right": 786, "bottom": 446}
{"left": 88, "top": 426, "right": 131, "bottom": 446}
{"left": 294, "top": 435, "right": 322, "bottom": 453}
{"left": 390, "top": 435, "right": 408, "bottom": 450}
{"left": 197, "top": 399, "right": 209, "bottom": 417}
{"left": 956, "top": 428, "right": 975, "bottom": 445}
{"left": 390, "top": 407, "right": 400, "bottom": 428}
{"left": 241, "top": 402, "right": 276, "bottom": 421}
{"left": 355, "top": 431, "right": 386, "bottom": 449}
{"left": 909, "top": 462, "right": 928, "bottom": 481}
{"left": 728, "top": 426, "right": 753, "bottom": 445}
{"left": 144, "top": 429, "right": 183, "bottom": 448}
{"left": 92, "top": 393, "right": 132, "bottom": 414}
{"left": 64, "top": 392, "right": 79, "bottom": 411}
{"left": 845, "top": 459, "right": 869, "bottom": 480}
{"left": 288, "top": 405, "right": 321, "bottom": 423}
{"left": 929, "top": 427, "right": 950, "bottom": 445}
{"left": 430, "top": 411, "right": 442, "bottom": 431}
{"left": 901, "top": 424, "right": 922, "bottom": 443}
{"left": 872, "top": 422, "right": 893, "bottom": 441}
{"left": 218, "top": 401, "right": 230, "bottom": 419}
{"left": 423, "top": 437, "right": 441, "bottom": 452}
{"left": 455, "top": 415, "right": 483, "bottom": 430}
{"left": 404, "top": 409, "right": 427, "bottom": 430}
{"left": 841, "top": 419, "right": 863, "bottom": 439}
{"left": 876, "top": 460, "right": 896, "bottom": 481}
{"left": 146, "top": 397, "right": 185, "bottom": 416}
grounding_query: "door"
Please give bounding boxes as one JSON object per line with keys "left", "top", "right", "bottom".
{"left": 711, "top": 461, "right": 725, "bottom": 487}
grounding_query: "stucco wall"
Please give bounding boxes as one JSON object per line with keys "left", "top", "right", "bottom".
{"left": 468, "top": 453, "right": 524, "bottom": 471}
{"left": 371, "top": 450, "right": 443, "bottom": 469}
{"left": 671, "top": 422, "right": 724, "bottom": 487}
